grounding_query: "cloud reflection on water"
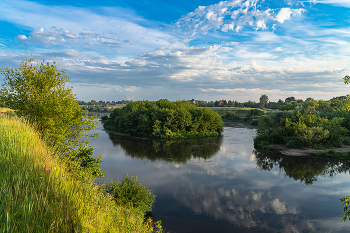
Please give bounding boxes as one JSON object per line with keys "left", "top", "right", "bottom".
{"left": 91, "top": 124, "right": 350, "bottom": 232}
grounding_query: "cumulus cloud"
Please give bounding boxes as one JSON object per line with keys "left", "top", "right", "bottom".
{"left": 60, "top": 44, "right": 349, "bottom": 101}
{"left": 176, "top": 0, "right": 305, "bottom": 35}
{"left": 1, "top": 0, "right": 350, "bottom": 102}
{"left": 276, "top": 7, "right": 304, "bottom": 23}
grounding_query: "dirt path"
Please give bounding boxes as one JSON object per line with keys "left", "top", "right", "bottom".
{"left": 269, "top": 144, "right": 350, "bottom": 156}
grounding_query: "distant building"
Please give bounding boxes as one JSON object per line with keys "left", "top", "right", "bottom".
{"left": 188, "top": 97, "right": 196, "bottom": 105}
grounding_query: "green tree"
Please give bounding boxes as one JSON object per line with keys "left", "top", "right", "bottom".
{"left": 285, "top": 96, "right": 296, "bottom": 102}
{"left": 0, "top": 57, "right": 102, "bottom": 179}
{"left": 259, "top": 94, "right": 269, "bottom": 108}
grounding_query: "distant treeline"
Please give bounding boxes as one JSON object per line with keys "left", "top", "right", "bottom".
{"left": 196, "top": 96, "right": 322, "bottom": 109}
{"left": 78, "top": 100, "right": 131, "bottom": 107}
{"left": 77, "top": 96, "right": 330, "bottom": 109}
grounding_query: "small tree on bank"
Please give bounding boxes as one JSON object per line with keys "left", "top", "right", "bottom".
{"left": 0, "top": 57, "right": 103, "bottom": 179}
{"left": 259, "top": 94, "right": 269, "bottom": 108}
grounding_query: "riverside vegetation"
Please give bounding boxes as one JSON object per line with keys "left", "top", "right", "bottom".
{"left": 0, "top": 115, "right": 161, "bottom": 232}
{"left": 0, "top": 58, "right": 162, "bottom": 232}
{"left": 102, "top": 99, "right": 223, "bottom": 139}
{"left": 253, "top": 96, "right": 350, "bottom": 150}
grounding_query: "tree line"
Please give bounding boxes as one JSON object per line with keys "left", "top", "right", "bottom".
{"left": 78, "top": 99, "right": 131, "bottom": 107}
{"left": 80, "top": 95, "right": 318, "bottom": 110}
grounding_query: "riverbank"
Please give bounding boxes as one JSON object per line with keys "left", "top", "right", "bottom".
{"left": 0, "top": 115, "right": 161, "bottom": 232}
{"left": 267, "top": 144, "right": 350, "bottom": 157}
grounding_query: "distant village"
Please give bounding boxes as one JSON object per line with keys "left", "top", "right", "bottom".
{"left": 78, "top": 96, "right": 309, "bottom": 110}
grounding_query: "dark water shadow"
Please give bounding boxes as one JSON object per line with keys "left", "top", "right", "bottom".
{"left": 107, "top": 133, "right": 223, "bottom": 163}
{"left": 254, "top": 149, "right": 350, "bottom": 185}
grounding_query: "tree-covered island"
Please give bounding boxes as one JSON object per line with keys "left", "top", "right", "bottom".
{"left": 102, "top": 99, "right": 223, "bottom": 139}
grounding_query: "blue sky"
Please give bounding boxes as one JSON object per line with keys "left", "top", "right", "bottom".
{"left": 1, "top": 0, "right": 350, "bottom": 101}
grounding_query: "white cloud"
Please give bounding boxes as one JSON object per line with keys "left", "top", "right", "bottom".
{"left": 276, "top": 8, "right": 293, "bottom": 23}
{"left": 316, "top": 0, "right": 350, "bottom": 7}
{"left": 176, "top": 0, "right": 305, "bottom": 35}
{"left": 18, "top": 35, "right": 27, "bottom": 40}
{"left": 0, "top": 0, "right": 175, "bottom": 55}
{"left": 276, "top": 7, "right": 305, "bottom": 23}
{"left": 48, "top": 41, "right": 349, "bottom": 101}
{"left": 271, "top": 198, "right": 287, "bottom": 214}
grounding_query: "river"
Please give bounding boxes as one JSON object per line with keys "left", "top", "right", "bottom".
{"left": 90, "top": 121, "right": 350, "bottom": 233}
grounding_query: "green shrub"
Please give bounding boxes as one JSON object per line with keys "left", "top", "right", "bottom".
{"left": 222, "top": 111, "right": 239, "bottom": 121}
{"left": 101, "top": 115, "right": 109, "bottom": 122}
{"left": 254, "top": 105, "right": 349, "bottom": 149}
{"left": 104, "top": 174, "right": 156, "bottom": 214}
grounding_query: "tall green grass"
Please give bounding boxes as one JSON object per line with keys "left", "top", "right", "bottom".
{"left": 0, "top": 115, "right": 162, "bottom": 232}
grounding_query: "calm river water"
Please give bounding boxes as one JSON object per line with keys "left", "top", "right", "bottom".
{"left": 90, "top": 121, "right": 350, "bottom": 233}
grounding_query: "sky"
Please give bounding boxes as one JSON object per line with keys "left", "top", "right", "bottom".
{"left": 0, "top": 0, "right": 350, "bottom": 102}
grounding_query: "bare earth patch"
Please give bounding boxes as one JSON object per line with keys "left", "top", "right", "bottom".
{"left": 270, "top": 144, "right": 350, "bottom": 156}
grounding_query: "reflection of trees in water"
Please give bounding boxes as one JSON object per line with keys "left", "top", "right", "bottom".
{"left": 255, "top": 149, "right": 350, "bottom": 185}
{"left": 107, "top": 133, "right": 222, "bottom": 163}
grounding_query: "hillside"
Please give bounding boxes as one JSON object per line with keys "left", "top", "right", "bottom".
{"left": 0, "top": 115, "right": 161, "bottom": 232}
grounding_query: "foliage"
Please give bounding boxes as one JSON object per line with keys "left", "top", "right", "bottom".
{"left": 104, "top": 174, "right": 156, "bottom": 214}
{"left": 259, "top": 94, "right": 269, "bottom": 108}
{"left": 285, "top": 96, "right": 296, "bottom": 102}
{"left": 222, "top": 111, "right": 240, "bottom": 121}
{"left": 254, "top": 77, "right": 350, "bottom": 150}
{"left": 244, "top": 109, "right": 264, "bottom": 125}
{"left": 0, "top": 57, "right": 102, "bottom": 179}
{"left": 0, "top": 115, "right": 162, "bottom": 232}
{"left": 102, "top": 99, "right": 223, "bottom": 139}
{"left": 254, "top": 102, "right": 349, "bottom": 149}
{"left": 340, "top": 196, "right": 350, "bottom": 221}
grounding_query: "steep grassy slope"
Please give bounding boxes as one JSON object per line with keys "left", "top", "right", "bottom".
{"left": 0, "top": 115, "right": 161, "bottom": 232}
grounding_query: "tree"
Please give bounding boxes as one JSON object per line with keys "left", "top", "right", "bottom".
{"left": 259, "top": 94, "right": 269, "bottom": 108}
{"left": 305, "top": 97, "right": 314, "bottom": 102}
{"left": 0, "top": 57, "right": 102, "bottom": 179}
{"left": 285, "top": 96, "right": 296, "bottom": 102}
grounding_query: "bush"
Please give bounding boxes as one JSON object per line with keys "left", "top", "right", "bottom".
{"left": 222, "top": 111, "right": 239, "bottom": 121}
{"left": 104, "top": 174, "right": 156, "bottom": 214}
{"left": 101, "top": 115, "right": 109, "bottom": 122}
{"left": 254, "top": 105, "right": 349, "bottom": 149}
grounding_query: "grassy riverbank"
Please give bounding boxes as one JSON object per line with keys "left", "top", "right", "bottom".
{"left": 0, "top": 115, "right": 161, "bottom": 232}
{"left": 208, "top": 107, "right": 276, "bottom": 125}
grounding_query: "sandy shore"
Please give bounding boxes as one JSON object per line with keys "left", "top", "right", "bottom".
{"left": 269, "top": 144, "right": 350, "bottom": 156}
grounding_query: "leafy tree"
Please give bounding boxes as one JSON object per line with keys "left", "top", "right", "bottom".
{"left": 285, "top": 96, "right": 296, "bottom": 102}
{"left": 259, "top": 94, "right": 269, "bottom": 108}
{"left": 0, "top": 57, "right": 102, "bottom": 179}
{"left": 305, "top": 97, "right": 314, "bottom": 102}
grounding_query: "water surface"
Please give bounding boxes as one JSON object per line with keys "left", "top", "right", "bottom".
{"left": 90, "top": 122, "right": 350, "bottom": 233}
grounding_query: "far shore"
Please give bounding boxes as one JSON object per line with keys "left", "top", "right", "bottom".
{"left": 269, "top": 144, "right": 350, "bottom": 156}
